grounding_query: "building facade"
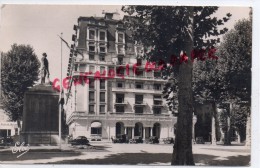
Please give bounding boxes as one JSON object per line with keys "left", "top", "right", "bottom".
{"left": 65, "top": 13, "right": 198, "bottom": 141}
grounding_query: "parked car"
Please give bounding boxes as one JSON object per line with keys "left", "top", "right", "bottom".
{"left": 163, "top": 137, "right": 175, "bottom": 144}
{"left": 112, "top": 134, "right": 129, "bottom": 143}
{"left": 129, "top": 136, "right": 143, "bottom": 144}
{"left": 145, "top": 136, "right": 159, "bottom": 144}
{"left": 70, "top": 136, "right": 89, "bottom": 146}
{"left": 0, "top": 136, "right": 14, "bottom": 146}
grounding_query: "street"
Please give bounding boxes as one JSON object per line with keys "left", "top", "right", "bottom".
{"left": 0, "top": 141, "right": 250, "bottom": 166}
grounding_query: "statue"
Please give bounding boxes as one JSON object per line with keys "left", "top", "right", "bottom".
{"left": 40, "top": 52, "right": 50, "bottom": 84}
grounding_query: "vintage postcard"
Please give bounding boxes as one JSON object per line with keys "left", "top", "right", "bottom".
{"left": 0, "top": 3, "right": 255, "bottom": 167}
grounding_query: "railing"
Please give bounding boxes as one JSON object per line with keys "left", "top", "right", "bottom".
{"left": 66, "top": 111, "right": 173, "bottom": 124}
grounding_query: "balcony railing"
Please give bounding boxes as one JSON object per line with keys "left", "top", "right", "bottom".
{"left": 66, "top": 111, "right": 173, "bottom": 124}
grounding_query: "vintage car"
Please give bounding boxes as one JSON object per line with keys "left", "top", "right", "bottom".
{"left": 145, "top": 136, "right": 160, "bottom": 144}
{"left": 0, "top": 136, "right": 14, "bottom": 146}
{"left": 129, "top": 136, "right": 143, "bottom": 144}
{"left": 70, "top": 136, "right": 90, "bottom": 146}
{"left": 111, "top": 134, "right": 129, "bottom": 143}
{"left": 162, "top": 137, "right": 175, "bottom": 144}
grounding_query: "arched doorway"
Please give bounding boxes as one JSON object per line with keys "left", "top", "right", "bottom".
{"left": 91, "top": 121, "right": 102, "bottom": 138}
{"left": 134, "top": 122, "right": 143, "bottom": 137}
{"left": 153, "top": 123, "right": 161, "bottom": 138}
{"left": 116, "top": 122, "right": 124, "bottom": 136}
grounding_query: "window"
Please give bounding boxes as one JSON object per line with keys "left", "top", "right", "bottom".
{"left": 153, "top": 84, "right": 161, "bottom": 90}
{"left": 154, "top": 95, "right": 162, "bottom": 105}
{"left": 100, "top": 92, "right": 105, "bottom": 102}
{"left": 89, "top": 54, "right": 95, "bottom": 60}
{"left": 99, "top": 54, "right": 105, "bottom": 61}
{"left": 100, "top": 105, "right": 105, "bottom": 114}
{"left": 135, "top": 95, "right": 143, "bottom": 104}
{"left": 118, "top": 33, "right": 124, "bottom": 43}
{"left": 136, "top": 46, "right": 143, "bottom": 56}
{"left": 154, "top": 95, "right": 162, "bottom": 99}
{"left": 89, "top": 30, "right": 95, "bottom": 40}
{"left": 154, "top": 71, "right": 161, "bottom": 78}
{"left": 89, "top": 78, "right": 95, "bottom": 89}
{"left": 117, "top": 67, "right": 124, "bottom": 76}
{"left": 118, "top": 57, "right": 123, "bottom": 65}
{"left": 135, "top": 106, "right": 143, "bottom": 114}
{"left": 99, "top": 31, "right": 106, "bottom": 41}
{"left": 100, "top": 79, "right": 105, "bottom": 89}
{"left": 116, "top": 106, "right": 124, "bottom": 113}
{"left": 89, "top": 66, "right": 95, "bottom": 73}
{"left": 116, "top": 94, "right": 124, "bottom": 103}
{"left": 99, "top": 46, "right": 106, "bottom": 53}
{"left": 136, "top": 69, "right": 143, "bottom": 77}
{"left": 89, "top": 105, "right": 95, "bottom": 114}
{"left": 118, "top": 45, "right": 124, "bottom": 54}
{"left": 91, "top": 127, "right": 101, "bottom": 134}
{"left": 117, "top": 82, "right": 123, "bottom": 88}
{"left": 154, "top": 107, "right": 161, "bottom": 115}
{"left": 135, "top": 82, "right": 143, "bottom": 89}
{"left": 137, "top": 58, "right": 142, "bottom": 65}
{"left": 89, "top": 91, "right": 95, "bottom": 102}
{"left": 89, "top": 46, "right": 95, "bottom": 52}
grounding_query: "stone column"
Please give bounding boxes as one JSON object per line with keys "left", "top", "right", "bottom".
{"left": 143, "top": 127, "right": 146, "bottom": 139}
{"left": 150, "top": 127, "right": 153, "bottom": 137}
{"left": 124, "top": 127, "right": 127, "bottom": 134}
{"left": 132, "top": 127, "right": 135, "bottom": 139}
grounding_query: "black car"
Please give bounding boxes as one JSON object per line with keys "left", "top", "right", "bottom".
{"left": 129, "top": 136, "right": 143, "bottom": 144}
{"left": 70, "top": 136, "right": 90, "bottom": 146}
{"left": 0, "top": 136, "right": 14, "bottom": 146}
{"left": 146, "top": 136, "right": 159, "bottom": 144}
{"left": 112, "top": 134, "right": 129, "bottom": 143}
{"left": 163, "top": 137, "right": 175, "bottom": 144}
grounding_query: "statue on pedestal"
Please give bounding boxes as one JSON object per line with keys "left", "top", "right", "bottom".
{"left": 40, "top": 52, "right": 50, "bottom": 84}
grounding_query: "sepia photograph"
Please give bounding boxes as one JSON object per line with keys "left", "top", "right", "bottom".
{"left": 0, "top": 3, "right": 254, "bottom": 166}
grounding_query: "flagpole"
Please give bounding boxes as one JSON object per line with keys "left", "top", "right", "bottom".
{"left": 59, "top": 32, "right": 63, "bottom": 150}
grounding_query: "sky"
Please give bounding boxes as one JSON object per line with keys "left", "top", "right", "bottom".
{"left": 0, "top": 5, "right": 251, "bottom": 84}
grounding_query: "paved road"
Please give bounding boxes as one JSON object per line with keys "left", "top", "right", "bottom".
{"left": 0, "top": 141, "right": 250, "bottom": 165}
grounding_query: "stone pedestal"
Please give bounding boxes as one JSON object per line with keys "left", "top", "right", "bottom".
{"left": 21, "top": 84, "right": 60, "bottom": 145}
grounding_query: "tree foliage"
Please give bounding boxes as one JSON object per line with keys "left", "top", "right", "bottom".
{"left": 1, "top": 44, "right": 40, "bottom": 121}
{"left": 193, "top": 17, "right": 252, "bottom": 144}
{"left": 122, "top": 6, "right": 230, "bottom": 165}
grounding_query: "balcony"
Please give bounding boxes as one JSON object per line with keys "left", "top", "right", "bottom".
{"left": 66, "top": 111, "right": 174, "bottom": 124}
{"left": 134, "top": 101, "right": 146, "bottom": 106}
{"left": 114, "top": 100, "right": 128, "bottom": 106}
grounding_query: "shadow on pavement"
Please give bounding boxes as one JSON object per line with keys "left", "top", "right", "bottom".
{"left": 45, "top": 153, "right": 250, "bottom": 166}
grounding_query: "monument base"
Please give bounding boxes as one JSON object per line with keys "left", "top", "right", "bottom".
{"left": 22, "top": 84, "right": 62, "bottom": 145}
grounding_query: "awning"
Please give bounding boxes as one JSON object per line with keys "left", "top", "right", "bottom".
{"left": 91, "top": 122, "right": 102, "bottom": 128}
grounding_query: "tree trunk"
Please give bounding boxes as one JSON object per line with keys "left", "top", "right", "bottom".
{"left": 245, "top": 113, "right": 251, "bottom": 146}
{"left": 171, "top": 7, "right": 194, "bottom": 165}
{"left": 224, "top": 103, "right": 232, "bottom": 145}
{"left": 212, "top": 102, "right": 221, "bottom": 141}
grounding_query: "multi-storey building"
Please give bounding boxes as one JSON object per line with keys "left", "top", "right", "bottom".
{"left": 65, "top": 13, "right": 195, "bottom": 141}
